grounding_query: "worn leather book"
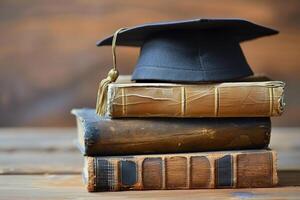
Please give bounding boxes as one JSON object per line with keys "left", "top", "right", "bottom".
{"left": 103, "top": 76, "right": 285, "bottom": 118}
{"left": 83, "top": 149, "right": 278, "bottom": 192}
{"left": 72, "top": 108, "right": 271, "bottom": 156}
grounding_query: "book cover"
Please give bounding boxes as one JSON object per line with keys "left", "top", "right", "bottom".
{"left": 104, "top": 76, "right": 285, "bottom": 118}
{"left": 72, "top": 109, "right": 271, "bottom": 156}
{"left": 83, "top": 149, "right": 278, "bottom": 192}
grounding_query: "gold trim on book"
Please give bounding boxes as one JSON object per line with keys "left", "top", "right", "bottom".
{"left": 181, "top": 86, "right": 186, "bottom": 116}
{"left": 214, "top": 87, "right": 219, "bottom": 117}
{"left": 269, "top": 87, "right": 274, "bottom": 116}
{"left": 121, "top": 87, "right": 126, "bottom": 116}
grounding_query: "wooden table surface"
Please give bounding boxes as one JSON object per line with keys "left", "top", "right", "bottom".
{"left": 0, "top": 127, "right": 299, "bottom": 199}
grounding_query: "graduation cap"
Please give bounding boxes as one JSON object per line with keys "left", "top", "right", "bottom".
{"left": 95, "top": 18, "right": 278, "bottom": 115}
{"left": 97, "top": 18, "right": 278, "bottom": 82}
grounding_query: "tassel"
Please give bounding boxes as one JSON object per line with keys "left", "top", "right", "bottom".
{"left": 95, "top": 28, "right": 126, "bottom": 116}
{"left": 96, "top": 68, "right": 119, "bottom": 115}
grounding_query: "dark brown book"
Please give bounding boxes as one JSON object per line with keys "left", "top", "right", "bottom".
{"left": 84, "top": 149, "right": 278, "bottom": 192}
{"left": 72, "top": 109, "right": 271, "bottom": 156}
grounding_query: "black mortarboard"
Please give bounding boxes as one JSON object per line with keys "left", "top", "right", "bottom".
{"left": 96, "top": 18, "right": 278, "bottom": 82}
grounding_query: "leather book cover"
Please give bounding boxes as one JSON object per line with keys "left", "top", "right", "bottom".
{"left": 83, "top": 149, "right": 278, "bottom": 192}
{"left": 72, "top": 108, "right": 271, "bottom": 156}
{"left": 104, "top": 76, "right": 285, "bottom": 118}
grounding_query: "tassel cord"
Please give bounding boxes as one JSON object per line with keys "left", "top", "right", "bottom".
{"left": 96, "top": 28, "right": 126, "bottom": 115}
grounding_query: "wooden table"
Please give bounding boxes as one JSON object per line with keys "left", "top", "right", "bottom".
{"left": 0, "top": 128, "right": 299, "bottom": 199}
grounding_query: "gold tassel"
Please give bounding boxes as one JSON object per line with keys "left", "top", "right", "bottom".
{"left": 96, "top": 69, "right": 119, "bottom": 115}
{"left": 95, "top": 28, "right": 125, "bottom": 116}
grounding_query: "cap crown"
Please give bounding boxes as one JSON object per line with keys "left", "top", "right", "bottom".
{"left": 132, "top": 31, "right": 253, "bottom": 82}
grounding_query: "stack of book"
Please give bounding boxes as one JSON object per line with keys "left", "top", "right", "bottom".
{"left": 72, "top": 75, "right": 285, "bottom": 192}
{"left": 72, "top": 19, "right": 285, "bottom": 192}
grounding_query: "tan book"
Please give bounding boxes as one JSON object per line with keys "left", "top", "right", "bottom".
{"left": 84, "top": 149, "right": 278, "bottom": 192}
{"left": 104, "top": 76, "right": 285, "bottom": 118}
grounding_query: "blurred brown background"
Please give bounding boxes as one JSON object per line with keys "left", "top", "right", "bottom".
{"left": 0, "top": 0, "right": 299, "bottom": 126}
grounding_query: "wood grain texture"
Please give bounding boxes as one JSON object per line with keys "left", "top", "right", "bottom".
{"left": 0, "top": 128, "right": 299, "bottom": 198}
{"left": 0, "top": 175, "right": 300, "bottom": 200}
{"left": 0, "top": 127, "right": 299, "bottom": 175}
{"left": 0, "top": 128, "right": 81, "bottom": 175}
{"left": 0, "top": 151, "right": 82, "bottom": 175}
{"left": 0, "top": 128, "right": 77, "bottom": 152}
{"left": 107, "top": 79, "right": 284, "bottom": 117}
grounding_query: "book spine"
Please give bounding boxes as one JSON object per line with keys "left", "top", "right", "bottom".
{"left": 107, "top": 81, "right": 285, "bottom": 117}
{"left": 86, "top": 151, "right": 277, "bottom": 192}
{"left": 81, "top": 117, "right": 271, "bottom": 156}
